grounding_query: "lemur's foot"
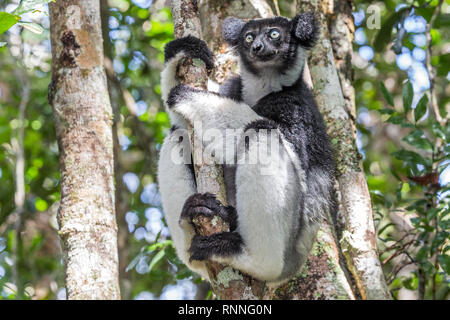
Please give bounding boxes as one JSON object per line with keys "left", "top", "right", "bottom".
{"left": 189, "top": 232, "right": 243, "bottom": 262}
{"left": 179, "top": 192, "right": 237, "bottom": 231}
{"left": 164, "top": 35, "right": 214, "bottom": 70}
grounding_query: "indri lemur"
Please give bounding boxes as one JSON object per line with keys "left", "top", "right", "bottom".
{"left": 158, "top": 13, "right": 335, "bottom": 286}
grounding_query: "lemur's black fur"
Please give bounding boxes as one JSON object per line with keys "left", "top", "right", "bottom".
{"left": 164, "top": 35, "right": 215, "bottom": 70}
{"left": 248, "top": 78, "right": 335, "bottom": 174}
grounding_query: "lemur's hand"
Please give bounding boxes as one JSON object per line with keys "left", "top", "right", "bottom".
{"left": 164, "top": 35, "right": 214, "bottom": 70}
{"left": 179, "top": 193, "right": 237, "bottom": 232}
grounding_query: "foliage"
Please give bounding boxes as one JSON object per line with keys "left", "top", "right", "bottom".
{"left": 0, "top": 0, "right": 53, "bottom": 42}
{"left": 355, "top": 0, "right": 449, "bottom": 299}
{"left": 377, "top": 79, "right": 449, "bottom": 299}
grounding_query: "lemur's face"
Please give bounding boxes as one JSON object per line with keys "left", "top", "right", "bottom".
{"left": 239, "top": 18, "right": 292, "bottom": 69}
{"left": 222, "top": 14, "right": 318, "bottom": 74}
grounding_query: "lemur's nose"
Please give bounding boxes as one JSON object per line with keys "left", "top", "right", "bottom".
{"left": 252, "top": 42, "right": 264, "bottom": 53}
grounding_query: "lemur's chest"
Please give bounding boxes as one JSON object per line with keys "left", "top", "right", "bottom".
{"left": 239, "top": 47, "right": 307, "bottom": 107}
{"left": 242, "top": 76, "right": 283, "bottom": 107}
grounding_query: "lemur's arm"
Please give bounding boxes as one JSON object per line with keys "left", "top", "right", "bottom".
{"left": 162, "top": 36, "right": 257, "bottom": 131}
{"left": 219, "top": 76, "right": 243, "bottom": 101}
{"left": 160, "top": 36, "right": 215, "bottom": 128}
{"left": 158, "top": 36, "right": 257, "bottom": 281}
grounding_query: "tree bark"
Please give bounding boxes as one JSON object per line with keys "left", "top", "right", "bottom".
{"left": 48, "top": 0, "right": 121, "bottom": 300}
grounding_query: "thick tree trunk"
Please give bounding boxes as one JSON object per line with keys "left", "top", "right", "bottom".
{"left": 48, "top": 0, "right": 121, "bottom": 300}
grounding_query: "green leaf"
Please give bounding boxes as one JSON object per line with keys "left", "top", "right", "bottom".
{"left": 438, "top": 254, "right": 450, "bottom": 275}
{"left": 387, "top": 114, "right": 405, "bottom": 125}
{"left": 378, "top": 222, "right": 396, "bottom": 235}
{"left": 392, "top": 150, "right": 431, "bottom": 168}
{"left": 125, "top": 252, "right": 145, "bottom": 272}
{"left": 431, "top": 122, "right": 446, "bottom": 141}
{"left": 379, "top": 108, "right": 395, "bottom": 115}
{"left": 402, "top": 129, "right": 432, "bottom": 150}
{"left": 410, "top": 217, "right": 423, "bottom": 228}
{"left": 416, "top": 246, "right": 429, "bottom": 261}
{"left": 426, "top": 208, "right": 439, "bottom": 223}
{"left": 402, "top": 275, "right": 418, "bottom": 290}
{"left": 0, "top": 12, "right": 20, "bottom": 35}
{"left": 17, "top": 21, "right": 44, "bottom": 34}
{"left": 414, "top": 94, "right": 428, "bottom": 123}
{"left": 379, "top": 81, "right": 395, "bottom": 106}
{"left": 431, "top": 231, "right": 449, "bottom": 251}
{"left": 435, "top": 13, "right": 450, "bottom": 28}
{"left": 12, "top": 0, "right": 55, "bottom": 16}
{"left": 422, "top": 260, "right": 435, "bottom": 274}
{"left": 147, "top": 239, "right": 172, "bottom": 252}
{"left": 402, "top": 81, "right": 414, "bottom": 114}
{"left": 436, "top": 53, "right": 450, "bottom": 76}
{"left": 148, "top": 249, "right": 165, "bottom": 273}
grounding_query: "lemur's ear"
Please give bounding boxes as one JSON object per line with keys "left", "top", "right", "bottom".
{"left": 222, "top": 17, "right": 245, "bottom": 46}
{"left": 291, "top": 12, "right": 319, "bottom": 48}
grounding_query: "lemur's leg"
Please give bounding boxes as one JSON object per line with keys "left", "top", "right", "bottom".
{"left": 167, "top": 84, "right": 260, "bottom": 131}
{"left": 167, "top": 84, "right": 261, "bottom": 165}
{"left": 160, "top": 36, "right": 215, "bottom": 128}
{"left": 157, "top": 128, "right": 210, "bottom": 280}
{"left": 188, "top": 120, "right": 306, "bottom": 282}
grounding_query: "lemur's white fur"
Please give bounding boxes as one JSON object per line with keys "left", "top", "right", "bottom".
{"left": 240, "top": 47, "right": 308, "bottom": 107}
{"left": 213, "top": 130, "right": 304, "bottom": 282}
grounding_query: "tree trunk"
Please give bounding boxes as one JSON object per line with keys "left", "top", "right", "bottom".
{"left": 48, "top": 0, "right": 121, "bottom": 300}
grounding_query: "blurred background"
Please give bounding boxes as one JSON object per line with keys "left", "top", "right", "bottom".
{"left": 0, "top": 0, "right": 448, "bottom": 300}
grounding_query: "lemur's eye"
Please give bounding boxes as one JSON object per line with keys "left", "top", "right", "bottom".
{"left": 270, "top": 30, "right": 280, "bottom": 39}
{"left": 245, "top": 34, "right": 254, "bottom": 43}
